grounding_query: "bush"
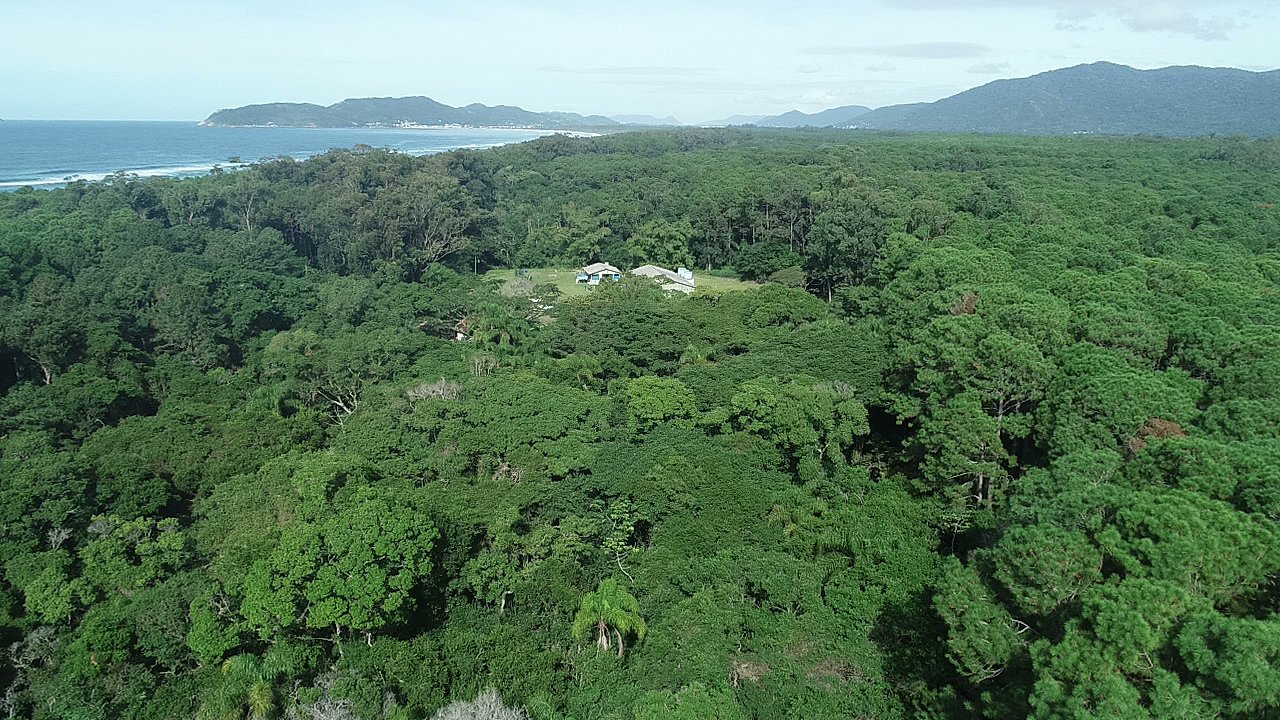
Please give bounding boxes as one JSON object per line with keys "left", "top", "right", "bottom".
{"left": 431, "top": 688, "right": 528, "bottom": 720}
{"left": 766, "top": 266, "right": 807, "bottom": 288}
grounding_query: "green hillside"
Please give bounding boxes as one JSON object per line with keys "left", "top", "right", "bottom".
{"left": 852, "top": 62, "right": 1280, "bottom": 135}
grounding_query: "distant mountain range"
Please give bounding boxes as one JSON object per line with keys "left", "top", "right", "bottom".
{"left": 754, "top": 63, "right": 1280, "bottom": 136}
{"left": 700, "top": 114, "right": 769, "bottom": 127}
{"left": 204, "top": 63, "right": 1280, "bottom": 136}
{"left": 754, "top": 105, "right": 872, "bottom": 128}
{"left": 202, "top": 97, "right": 618, "bottom": 129}
{"left": 611, "top": 114, "right": 683, "bottom": 126}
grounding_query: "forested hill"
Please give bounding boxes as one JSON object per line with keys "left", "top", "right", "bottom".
{"left": 2, "top": 130, "right": 1280, "bottom": 719}
{"left": 202, "top": 95, "right": 619, "bottom": 128}
{"left": 755, "top": 104, "right": 872, "bottom": 128}
{"left": 849, "top": 62, "right": 1280, "bottom": 135}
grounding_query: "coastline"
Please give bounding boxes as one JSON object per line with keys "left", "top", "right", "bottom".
{"left": 197, "top": 121, "right": 603, "bottom": 137}
{"left": 395, "top": 124, "right": 602, "bottom": 138}
{"left": 0, "top": 122, "right": 556, "bottom": 192}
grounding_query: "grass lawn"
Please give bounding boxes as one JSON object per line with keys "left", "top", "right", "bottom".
{"left": 695, "top": 273, "right": 765, "bottom": 293}
{"left": 483, "top": 267, "right": 761, "bottom": 297}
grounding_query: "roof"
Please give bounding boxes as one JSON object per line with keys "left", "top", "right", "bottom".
{"left": 581, "top": 262, "right": 622, "bottom": 275}
{"left": 631, "top": 264, "right": 695, "bottom": 288}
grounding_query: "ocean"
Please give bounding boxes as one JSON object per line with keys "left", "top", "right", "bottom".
{"left": 0, "top": 121, "right": 554, "bottom": 191}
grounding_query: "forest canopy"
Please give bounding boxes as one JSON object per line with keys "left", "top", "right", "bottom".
{"left": 1, "top": 128, "right": 1278, "bottom": 720}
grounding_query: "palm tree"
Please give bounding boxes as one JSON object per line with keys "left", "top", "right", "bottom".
{"left": 198, "top": 654, "right": 275, "bottom": 720}
{"left": 199, "top": 646, "right": 306, "bottom": 720}
{"left": 467, "top": 302, "right": 532, "bottom": 358}
{"left": 571, "top": 579, "right": 646, "bottom": 658}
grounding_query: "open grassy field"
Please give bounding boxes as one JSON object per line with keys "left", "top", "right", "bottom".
{"left": 483, "top": 267, "right": 761, "bottom": 297}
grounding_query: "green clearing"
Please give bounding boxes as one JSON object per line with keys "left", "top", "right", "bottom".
{"left": 484, "top": 266, "right": 761, "bottom": 297}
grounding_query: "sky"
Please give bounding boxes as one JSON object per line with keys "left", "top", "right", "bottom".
{"left": 2, "top": 0, "right": 1276, "bottom": 123}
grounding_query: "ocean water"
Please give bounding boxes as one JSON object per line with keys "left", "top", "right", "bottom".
{"left": 0, "top": 121, "right": 553, "bottom": 191}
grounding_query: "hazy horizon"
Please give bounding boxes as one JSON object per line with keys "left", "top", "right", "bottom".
{"left": 3, "top": 0, "right": 1277, "bottom": 124}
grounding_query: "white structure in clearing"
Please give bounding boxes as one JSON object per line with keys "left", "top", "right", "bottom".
{"left": 631, "top": 265, "right": 696, "bottom": 293}
{"left": 576, "top": 262, "right": 623, "bottom": 285}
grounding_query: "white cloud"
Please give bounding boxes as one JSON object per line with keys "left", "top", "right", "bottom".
{"left": 1120, "top": 5, "right": 1239, "bottom": 41}
{"left": 805, "top": 42, "right": 990, "bottom": 59}
{"left": 539, "top": 65, "right": 716, "bottom": 76}
{"left": 1055, "top": 7, "right": 1097, "bottom": 22}
{"left": 968, "top": 61, "right": 1011, "bottom": 74}
{"left": 885, "top": 0, "right": 1245, "bottom": 41}
{"left": 798, "top": 89, "right": 846, "bottom": 107}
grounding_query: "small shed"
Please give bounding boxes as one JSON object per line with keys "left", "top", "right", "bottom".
{"left": 631, "top": 264, "right": 696, "bottom": 293}
{"left": 577, "top": 262, "right": 623, "bottom": 285}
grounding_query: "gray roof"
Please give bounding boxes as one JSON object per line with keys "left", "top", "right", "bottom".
{"left": 581, "top": 262, "right": 622, "bottom": 275}
{"left": 631, "top": 264, "right": 695, "bottom": 288}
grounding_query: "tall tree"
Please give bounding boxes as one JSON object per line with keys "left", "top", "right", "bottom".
{"left": 571, "top": 579, "right": 646, "bottom": 657}
{"left": 240, "top": 490, "right": 437, "bottom": 639}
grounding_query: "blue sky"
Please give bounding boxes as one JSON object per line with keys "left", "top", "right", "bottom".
{"left": 2, "top": 0, "right": 1275, "bottom": 123}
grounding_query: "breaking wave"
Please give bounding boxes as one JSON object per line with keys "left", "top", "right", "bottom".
{"left": 0, "top": 163, "right": 247, "bottom": 189}
{"left": 0, "top": 123, "right": 552, "bottom": 191}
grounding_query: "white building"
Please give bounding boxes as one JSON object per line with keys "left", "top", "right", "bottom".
{"left": 631, "top": 265, "right": 696, "bottom": 293}
{"left": 576, "top": 262, "right": 623, "bottom": 285}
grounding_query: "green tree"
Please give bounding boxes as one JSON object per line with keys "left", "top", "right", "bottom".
{"left": 1177, "top": 612, "right": 1280, "bottom": 717}
{"left": 805, "top": 185, "right": 896, "bottom": 301}
{"left": 633, "top": 682, "right": 746, "bottom": 720}
{"left": 150, "top": 278, "right": 231, "bottom": 368}
{"left": 734, "top": 240, "right": 802, "bottom": 281}
{"left": 934, "top": 558, "right": 1026, "bottom": 685}
{"left": 3, "top": 272, "right": 94, "bottom": 384}
{"left": 366, "top": 170, "right": 476, "bottom": 274}
{"left": 1037, "top": 343, "right": 1201, "bottom": 457}
{"left": 726, "top": 376, "right": 869, "bottom": 479}
{"left": 240, "top": 490, "right": 437, "bottom": 638}
{"left": 626, "top": 218, "right": 694, "bottom": 269}
{"left": 626, "top": 376, "right": 697, "bottom": 433}
{"left": 553, "top": 203, "right": 612, "bottom": 264}
{"left": 572, "top": 579, "right": 646, "bottom": 657}
{"left": 916, "top": 392, "right": 1010, "bottom": 512}
{"left": 991, "top": 525, "right": 1102, "bottom": 616}
{"left": 198, "top": 643, "right": 313, "bottom": 720}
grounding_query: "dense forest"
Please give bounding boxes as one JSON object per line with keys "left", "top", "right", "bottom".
{"left": 1, "top": 128, "right": 1278, "bottom": 720}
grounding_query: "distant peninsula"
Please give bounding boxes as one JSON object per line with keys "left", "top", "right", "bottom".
{"left": 201, "top": 96, "right": 619, "bottom": 130}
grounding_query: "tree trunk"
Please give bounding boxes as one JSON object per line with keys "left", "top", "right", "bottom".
{"left": 613, "top": 627, "right": 625, "bottom": 658}
{"left": 597, "top": 620, "right": 610, "bottom": 651}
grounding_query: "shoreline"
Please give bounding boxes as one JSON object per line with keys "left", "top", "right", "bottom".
{"left": 197, "top": 121, "right": 603, "bottom": 137}
{"left": 0, "top": 126, "right": 559, "bottom": 192}
{"left": 397, "top": 125, "right": 603, "bottom": 138}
